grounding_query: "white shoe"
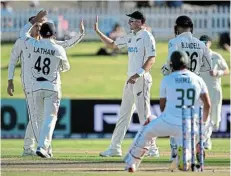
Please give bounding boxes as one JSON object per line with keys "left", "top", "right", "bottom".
{"left": 204, "top": 139, "right": 212, "bottom": 150}
{"left": 99, "top": 148, "right": 122, "bottom": 157}
{"left": 146, "top": 147, "right": 159, "bottom": 157}
{"left": 22, "top": 148, "right": 36, "bottom": 156}
{"left": 48, "top": 146, "right": 53, "bottom": 158}
{"left": 36, "top": 147, "right": 51, "bottom": 158}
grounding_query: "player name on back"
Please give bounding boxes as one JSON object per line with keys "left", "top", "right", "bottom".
{"left": 175, "top": 77, "right": 192, "bottom": 84}
{"left": 181, "top": 42, "right": 200, "bottom": 49}
{"left": 34, "top": 47, "right": 55, "bottom": 56}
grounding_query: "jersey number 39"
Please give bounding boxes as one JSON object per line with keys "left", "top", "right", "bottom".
{"left": 175, "top": 88, "right": 196, "bottom": 108}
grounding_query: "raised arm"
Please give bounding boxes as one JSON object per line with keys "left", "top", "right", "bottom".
{"left": 59, "top": 48, "right": 70, "bottom": 72}
{"left": 19, "top": 22, "right": 33, "bottom": 40}
{"left": 56, "top": 19, "right": 85, "bottom": 49}
{"left": 94, "top": 16, "right": 118, "bottom": 49}
{"left": 20, "top": 10, "right": 47, "bottom": 40}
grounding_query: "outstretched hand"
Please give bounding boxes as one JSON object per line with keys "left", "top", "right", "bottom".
{"left": 94, "top": 16, "right": 99, "bottom": 32}
{"left": 32, "top": 10, "right": 48, "bottom": 24}
{"left": 79, "top": 18, "right": 85, "bottom": 34}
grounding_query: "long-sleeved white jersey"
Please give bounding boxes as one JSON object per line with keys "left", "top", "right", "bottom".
{"left": 8, "top": 23, "right": 85, "bottom": 91}
{"left": 162, "top": 32, "right": 212, "bottom": 76}
{"left": 200, "top": 49, "right": 229, "bottom": 88}
{"left": 19, "top": 23, "right": 70, "bottom": 92}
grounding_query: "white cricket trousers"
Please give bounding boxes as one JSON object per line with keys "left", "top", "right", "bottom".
{"left": 110, "top": 73, "right": 153, "bottom": 150}
{"left": 23, "top": 90, "right": 39, "bottom": 150}
{"left": 32, "top": 90, "right": 60, "bottom": 150}
{"left": 209, "top": 87, "right": 222, "bottom": 130}
{"left": 23, "top": 88, "right": 61, "bottom": 150}
{"left": 124, "top": 114, "right": 194, "bottom": 167}
{"left": 203, "top": 87, "right": 222, "bottom": 142}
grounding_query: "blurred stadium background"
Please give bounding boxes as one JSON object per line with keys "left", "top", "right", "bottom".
{"left": 1, "top": 1, "right": 230, "bottom": 175}
{"left": 1, "top": 0, "right": 230, "bottom": 138}
{"left": 1, "top": 1, "right": 230, "bottom": 41}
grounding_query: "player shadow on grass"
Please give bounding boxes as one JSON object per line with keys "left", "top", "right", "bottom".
{"left": 222, "top": 83, "right": 230, "bottom": 88}
{"left": 68, "top": 53, "right": 97, "bottom": 57}
{"left": 68, "top": 53, "right": 125, "bottom": 57}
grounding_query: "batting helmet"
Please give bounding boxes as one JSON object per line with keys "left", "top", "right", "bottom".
{"left": 170, "top": 51, "right": 189, "bottom": 71}
{"left": 174, "top": 15, "right": 193, "bottom": 35}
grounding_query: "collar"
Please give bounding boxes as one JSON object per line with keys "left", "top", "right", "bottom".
{"left": 172, "top": 69, "right": 189, "bottom": 75}
{"left": 177, "top": 32, "right": 192, "bottom": 39}
{"left": 40, "top": 38, "right": 55, "bottom": 44}
{"left": 132, "top": 28, "right": 144, "bottom": 36}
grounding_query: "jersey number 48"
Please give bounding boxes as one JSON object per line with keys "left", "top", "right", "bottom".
{"left": 34, "top": 56, "right": 51, "bottom": 75}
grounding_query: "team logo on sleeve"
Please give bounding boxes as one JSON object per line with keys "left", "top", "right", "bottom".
{"left": 128, "top": 38, "right": 132, "bottom": 43}
{"left": 136, "top": 38, "right": 141, "bottom": 42}
{"left": 168, "top": 42, "right": 172, "bottom": 48}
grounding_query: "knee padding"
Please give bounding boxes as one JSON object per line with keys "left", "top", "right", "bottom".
{"left": 130, "top": 145, "right": 148, "bottom": 160}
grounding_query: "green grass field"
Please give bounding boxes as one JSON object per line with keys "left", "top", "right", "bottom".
{"left": 1, "top": 41, "right": 230, "bottom": 99}
{"left": 1, "top": 138, "right": 230, "bottom": 176}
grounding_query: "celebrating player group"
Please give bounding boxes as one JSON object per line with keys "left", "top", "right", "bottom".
{"left": 7, "top": 9, "right": 229, "bottom": 172}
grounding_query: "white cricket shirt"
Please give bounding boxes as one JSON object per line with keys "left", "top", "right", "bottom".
{"left": 164, "top": 32, "right": 211, "bottom": 75}
{"left": 114, "top": 29, "right": 156, "bottom": 76}
{"left": 20, "top": 23, "right": 70, "bottom": 92}
{"left": 200, "top": 49, "right": 229, "bottom": 88}
{"left": 160, "top": 69, "right": 208, "bottom": 125}
{"left": 8, "top": 23, "right": 84, "bottom": 91}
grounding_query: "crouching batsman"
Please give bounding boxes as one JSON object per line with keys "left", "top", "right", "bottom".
{"left": 124, "top": 51, "right": 211, "bottom": 172}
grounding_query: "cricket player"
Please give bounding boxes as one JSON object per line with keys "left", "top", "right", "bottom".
{"left": 161, "top": 15, "right": 212, "bottom": 160}
{"left": 162, "top": 15, "right": 212, "bottom": 76}
{"left": 199, "top": 35, "right": 229, "bottom": 150}
{"left": 124, "top": 51, "right": 211, "bottom": 172}
{"left": 7, "top": 11, "right": 85, "bottom": 156}
{"left": 19, "top": 14, "right": 70, "bottom": 158}
{"left": 94, "top": 11, "right": 159, "bottom": 157}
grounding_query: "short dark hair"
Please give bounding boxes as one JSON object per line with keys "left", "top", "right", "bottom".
{"left": 126, "top": 11, "right": 146, "bottom": 24}
{"left": 175, "top": 15, "right": 193, "bottom": 28}
{"left": 175, "top": 15, "right": 193, "bottom": 35}
{"left": 40, "top": 22, "right": 56, "bottom": 38}
{"left": 170, "top": 51, "right": 189, "bottom": 70}
{"left": 199, "top": 35, "right": 212, "bottom": 43}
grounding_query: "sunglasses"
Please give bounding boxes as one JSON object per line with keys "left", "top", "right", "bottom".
{"left": 128, "top": 19, "right": 141, "bottom": 24}
{"left": 129, "top": 20, "right": 136, "bottom": 23}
